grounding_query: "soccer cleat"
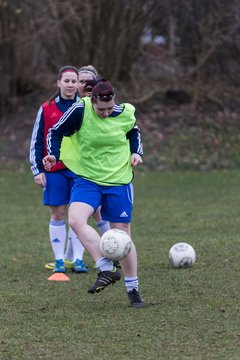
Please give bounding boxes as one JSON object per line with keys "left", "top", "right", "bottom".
{"left": 127, "top": 289, "right": 144, "bottom": 308}
{"left": 53, "top": 259, "right": 66, "bottom": 273}
{"left": 45, "top": 259, "right": 73, "bottom": 270}
{"left": 72, "top": 259, "right": 88, "bottom": 273}
{"left": 88, "top": 267, "right": 121, "bottom": 294}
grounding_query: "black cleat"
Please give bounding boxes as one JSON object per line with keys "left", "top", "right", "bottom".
{"left": 128, "top": 289, "right": 144, "bottom": 308}
{"left": 88, "top": 267, "right": 121, "bottom": 294}
{"left": 113, "top": 260, "right": 121, "bottom": 269}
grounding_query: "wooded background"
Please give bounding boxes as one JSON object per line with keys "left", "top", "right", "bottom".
{"left": 1, "top": 0, "right": 240, "bottom": 114}
{"left": 1, "top": 0, "right": 240, "bottom": 170}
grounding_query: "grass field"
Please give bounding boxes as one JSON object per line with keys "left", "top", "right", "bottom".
{"left": 0, "top": 166, "right": 240, "bottom": 359}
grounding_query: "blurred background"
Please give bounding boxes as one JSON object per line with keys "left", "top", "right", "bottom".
{"left": 1, "top": 0, "right": 240, "bottom": 171}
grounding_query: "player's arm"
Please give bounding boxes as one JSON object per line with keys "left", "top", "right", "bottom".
{"left": 127, "top": 125, "right": 143, "bottom": 167}
{"left": 44, "top": 102, "right": 84, "bottom": 170}
{"left": 29, "top": 106, "right": 46, "bottom": 176}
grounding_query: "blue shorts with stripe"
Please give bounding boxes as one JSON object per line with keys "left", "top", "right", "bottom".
{"left": 70, "top": 177, "right": 134, "bottom": 223}
{"left": 43, "top": 169, "right": 77, "bottom": 206}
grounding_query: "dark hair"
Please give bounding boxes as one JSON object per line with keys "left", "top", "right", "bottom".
{"left": 83, "top": 79, "right": 97, "bottom": 93}
{"left": 91, "top": 79, "right": 115, "bottom": 103}
{"left": 58, "top": 65, "right": 78, "bottom": 80}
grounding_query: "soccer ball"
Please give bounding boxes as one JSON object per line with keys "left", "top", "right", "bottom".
{"left": 99, "top": 229, "right": 132, "bottom": 261}
{"left": 169, "top": 242, "right": 196, "bottom": 268}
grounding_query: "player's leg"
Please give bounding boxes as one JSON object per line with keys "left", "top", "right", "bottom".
{"left": 91, "top": 206, "right": 118, "bottom": 269}
{"left": 69, "top": 201, "right": 121, "bottom": 291}
{"left": 109, "top": 222, "right": 143, "bottom": 308}
{"left": 68, "top": 177, "right": 121, "bottom": 292}
{"left": 64, "top": 229, "right": 74, "bottom": 264}
{"left": 66, "top": 170, "right": 88, "bottom": 273}
{"left": 68, "top": 226, "right": 88, "bottom": 273}
{"left": 102, "top": 183, "right": 144, "bottom": 308}
{"left": 49, "top": 204, "right": 67, "bottom": 273}
{"left": 109, "top": 222, "right": 137, "bottom": 275}
{"left": 43, "top": 171, "right": 69, "bottom": 273}
{"left": 92, "top": 207, "right": 110, "bottom": 235}
{"left": 68, "top": 202, "right": 103, "bottom": 260}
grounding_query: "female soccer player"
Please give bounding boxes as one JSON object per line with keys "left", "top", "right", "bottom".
{"left": 30, "top": 65, "right": 111, "bottom": 273}
{"left": 29, "top": 66, "right": 88, "bottom": 273}
{"left": 43, "top": 79, "right": 144, "bottom": 308}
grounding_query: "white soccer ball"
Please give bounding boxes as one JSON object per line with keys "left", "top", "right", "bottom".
{"left": 169, "top": 242, "right": 196, "bottom": 268}
{"left": 99, "top": 229, "right": 132, "bottom": 261}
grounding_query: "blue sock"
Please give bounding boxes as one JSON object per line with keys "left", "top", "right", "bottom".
{"left": 97, "top": 221, "right": 110, "bottom": 235}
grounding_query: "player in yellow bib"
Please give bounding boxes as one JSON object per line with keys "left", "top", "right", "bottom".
{"left": 43, "top": 79, "right": 144, "bottom": 308}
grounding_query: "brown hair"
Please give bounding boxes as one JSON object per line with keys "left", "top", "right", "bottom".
{"left": 58, "top": 65, "right": 78, "bottom": 80}
{"left": 91, "top": 79, "right": 115, "bottom": 103}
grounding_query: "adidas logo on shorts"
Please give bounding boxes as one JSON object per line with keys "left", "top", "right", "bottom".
{"left": 120, "top": 211, "right": 128, "bottom": 218}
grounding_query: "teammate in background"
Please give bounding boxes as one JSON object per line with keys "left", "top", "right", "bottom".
{"left": 43, "top": 79, "right": 144, "bottom": 308}
{"left": 78, "top": 65, "right": 100, "bottom": 97}
{"left": 29, "top": 65, "right": 88, "bottom": 274}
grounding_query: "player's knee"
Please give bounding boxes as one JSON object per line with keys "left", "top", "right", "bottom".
{"left": 68, "top": 215, "right": 76, "bottom": 230}
{"left": 50, "top": 207, "right": 66, "bottom": 221}
{"left": 68, "top": 214, "right": 82, "bottom": 232}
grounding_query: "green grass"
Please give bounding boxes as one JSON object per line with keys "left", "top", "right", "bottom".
{"left": 1, "top": 167, "right": 240, "bottom": 359}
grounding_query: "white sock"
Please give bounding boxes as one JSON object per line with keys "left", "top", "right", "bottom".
{"left": 68, "top": 227, "right": 85, "bottom": 262}
{"left": 97, "top": 220, "right": 110, "bottom": 235}
{"left": 64, "top": 230, "right": 73, "bottom": 262}
{"left": 49, "top": 220, "right": 66, "bottom": 260}
{"left": 96, "top": 257, "right": 114, "bottom": 272}
{"left": 125, "top": 276, "right": 139, "bottom": 292}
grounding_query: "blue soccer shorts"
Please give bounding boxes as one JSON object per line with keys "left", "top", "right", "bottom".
{"left": 43, "top": 169, "right": 77, "bottom": 206}
{"left": 70, "top": 177, "right": 134, "bottom": 223}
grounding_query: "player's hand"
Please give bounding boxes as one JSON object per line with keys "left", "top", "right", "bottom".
{"left": 131, "top": 153, "right": 143, "bottom": 167}
{"left": 34, "top": 173, "right": 46, "bottom": 188}
{"left": 42, "top": 155, "right": 56, "bottom": 171}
